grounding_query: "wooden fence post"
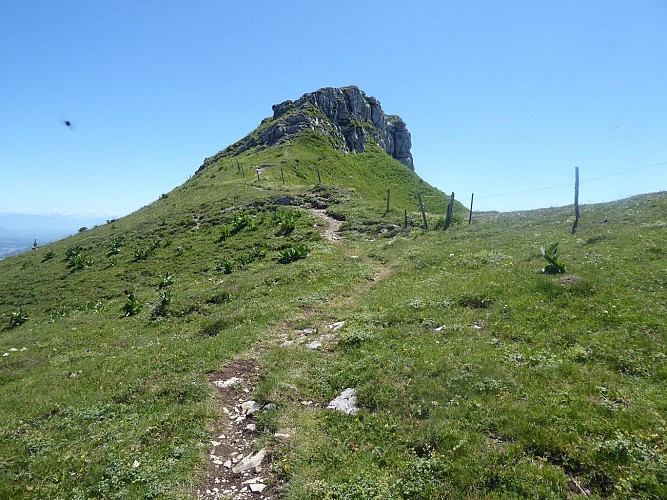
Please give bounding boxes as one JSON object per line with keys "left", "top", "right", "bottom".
{"left": 468, "top": 193, "right": 474, "bottom": 224}
{"left": 445, "top": 192, "right": 455, "bottom": 230}
{"left": 404, "top": 209, "right": 408, "bottom": 229}
{"left": 418, "top": 193, "right": 428, "bottom": 230}
{"left": 256, "top": 169, "right": 260, "bottom": 182}
{"left": 571, "top": 167, "right": 580, "bottom": 234}
{"left": 281, "top": 167, "right": 285, "bottom": 185}
{"left": 317, "top": 170, "right": 322, "bottom": 185}
{"left": 385, "top": 188, "right": 391, "bottom": 214}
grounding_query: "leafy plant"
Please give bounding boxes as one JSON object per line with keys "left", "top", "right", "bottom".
{"left": 8, "top": 308, "right": 29, "bottom": 328}
{"left": 121, "top": 293, "right": 142, "bottom": 317}
{"left": 278, "top": 244, "right": 310, "bottom": 264}
{"left": 42, "top": 251, "right": 56, "bottom": 261}
{"left": 151, "top": 290, "right": 172, "bottom": 320}
{"left": 218, "top": 225, "right": 232, "bottom": 241}
{"left": 231, "top": 210, "right": 253, "bottom": 234}
{"left": 65, "top": 245, "right": 83, "bottom": 260}
{"left": 64, "top": 245, "right": 91, "bottom": 270}
{"left": 132, "top": 248, "right": 152, "bottom": 261}
{"left": 216, "top": 258, "right": 235, "bottom": 274}
{"left": 49, "top": 307, "right": 69, "bottom": 322}
{"left": 236, "top": 253, "right": 256, "bottom": 268}
{"left": 83, "top": 301, "right": 104, "bottom": 314}
{"left": 541, "top": 242, "right": 566, "bottom": 274}
{"left": 159, "top": 273, "right": 174, "bottom": 289}
{"left": 274, "top": 209, "right": 301, "bottom": 235}
{"left": 106, "top": 237, "right": 124, "bottom": 257}
{"left": 67, "top": 254, "right": 93, "bottom": 270}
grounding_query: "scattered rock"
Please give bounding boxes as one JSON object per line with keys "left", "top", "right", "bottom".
{"left": 232, "top": 449, "right": 266, "bottom": 474}
{"left": 327, "top": 388, "right": 359, "bottom": 414}
{"left": 307, "top": 340, "right": 322, "bottom": 350}
{"left": 327, "top": 321, "right": 346, "bottom": 331}
{"left": 249, "top": 483, "right": 267, "bottom": 493}
{"left": 213, "top": 377, "right": 243, "bottom": 389}
{"left": 240, "top": 401, "right": 261, "bottom": 416}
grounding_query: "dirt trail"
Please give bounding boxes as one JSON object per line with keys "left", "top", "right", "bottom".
{"left": 307, "top": 208, "right": 343, "bottom": 242}
{"left": 196, "top": 208, "right": 396, "bottom": 499}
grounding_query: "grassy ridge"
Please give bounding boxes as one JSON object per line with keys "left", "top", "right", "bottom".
{"left": 1, "top": 126, "right": 666, "bottom": 498}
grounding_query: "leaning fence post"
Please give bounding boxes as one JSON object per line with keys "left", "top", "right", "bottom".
{"left": 571, "top": 167, "right": 580, "bottom": 234}
{"left": 445, "top": 192, "right": 455, "bottom": 230}
{"left": 317, "top": 170, "right": 322, "bottom": 185}
{"left": 468, "top": 193, "right": 474, "bottom": 224}
{"left": 418, "top": 193, "right": 428, "bottom": 230}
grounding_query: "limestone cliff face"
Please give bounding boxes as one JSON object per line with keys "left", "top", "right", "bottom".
{"left": 221, "top": 86, "right": 414, "bottom": 170}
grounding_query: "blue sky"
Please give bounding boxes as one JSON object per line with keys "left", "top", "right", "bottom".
{"left": 2, "top": 0, "right": 666, "bottom": 215}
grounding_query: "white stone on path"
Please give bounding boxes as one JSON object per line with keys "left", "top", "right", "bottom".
{"left": 212, "top": 377, "right": 242, "bottom": 389}
{"left": 249, "top": 483, "right": 267, "bottom": 493}
{"left": 232, "top": 448, "right": 266, "bottom": 474}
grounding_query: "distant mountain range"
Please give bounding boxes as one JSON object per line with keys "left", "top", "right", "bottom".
{"left": 0, "top": 213, "right": 111, "bottom": 259}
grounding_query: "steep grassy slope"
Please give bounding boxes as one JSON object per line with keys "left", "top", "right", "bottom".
{"left": 1, "top": 126, "right": 665, "bottom": 498}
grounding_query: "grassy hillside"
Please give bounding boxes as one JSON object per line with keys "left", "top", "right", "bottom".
{"left": 1, "top": 129, "right": 665, "bottom": 498}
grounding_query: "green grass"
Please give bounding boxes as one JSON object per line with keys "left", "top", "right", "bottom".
{"left": 1, "top": 125, "right": 665, "bottom": 498}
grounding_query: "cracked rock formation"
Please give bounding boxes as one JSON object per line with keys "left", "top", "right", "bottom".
{"left": 201, "top": 86, "right": 414, "bottom": 172}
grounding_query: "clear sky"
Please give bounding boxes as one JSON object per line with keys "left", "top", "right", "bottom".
{"left": 2, "top": 0, "right": 666, "bottom": 216}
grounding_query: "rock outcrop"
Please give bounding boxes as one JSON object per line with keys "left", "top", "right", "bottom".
{"left": 211, "top": 86, "right": 414, "bottom": 171}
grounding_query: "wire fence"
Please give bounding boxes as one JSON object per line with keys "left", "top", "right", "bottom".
{"left": 476, "top": 160, "right": 667, "bottom": 201}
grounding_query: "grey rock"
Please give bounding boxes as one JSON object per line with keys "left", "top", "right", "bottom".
{"left": 212, "top": 377, "right": 242, "bottom": 389}
{"left": 232, "top": 448, "right": 266, "bottom": 474}
{"left": 249, "top": 482, "right": 267, "bottom": 493}
{"left": 327, "top": 388, "right": 359, "bottom": 414}
{"left": 239, "top": 401, "right": 261, "bottom": 416}
{"left": 307, "top": 340, "right": 322, "bottom": 350}
{"left": 198, "top": 86, "right": 414, "bottom": 173}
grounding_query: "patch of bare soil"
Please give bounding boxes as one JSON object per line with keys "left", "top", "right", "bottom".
{"left": 307, "top": 209, "right": 343, "bottom": 242}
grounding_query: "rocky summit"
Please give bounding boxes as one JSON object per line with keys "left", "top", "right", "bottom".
{"left": 217, "top": 86, "right": 414, "bottom": 170}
